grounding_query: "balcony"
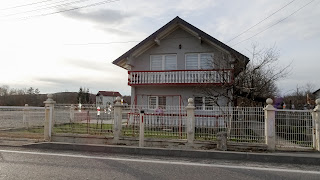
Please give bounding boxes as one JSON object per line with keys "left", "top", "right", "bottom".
{"left": 128, "top": 69, "right": 233, "bottom": 86}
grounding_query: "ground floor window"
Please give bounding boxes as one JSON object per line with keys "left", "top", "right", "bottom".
{"left": 148, "top": 96, "right": 166, "bottom": 109}
{"left": 194, "top": 96, "right": 216, "bottom": 109}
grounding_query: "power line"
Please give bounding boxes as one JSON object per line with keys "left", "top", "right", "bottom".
{"left": 0, "top": 0, "right": 56, "bottom": 11}
{"left": 231, "top": 0, "right": 316, "bottom": 47}
{"left": 226, "top": 0, "right": 296, "bottom": 43}
{"left": 1, "top": 0, "right": 91, "bottom": 17}
{"left": 19, "top": 0, "right": 120, "bottom": 20}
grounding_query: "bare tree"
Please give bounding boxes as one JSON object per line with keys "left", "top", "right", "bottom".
{"left": 198, "top": 44, "right": 291, "bottom": 107}
{"left": 283, "top": 83, "right": 315, "bottom": 110}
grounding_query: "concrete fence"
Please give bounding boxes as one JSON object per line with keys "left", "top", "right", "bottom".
{"left": 12, "top": 94, "right": 319, "bottom": 151}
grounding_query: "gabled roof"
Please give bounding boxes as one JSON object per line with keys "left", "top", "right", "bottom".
{"left": 112, "top": 16, "right": 249, "bottom": 70}
{"left": 96, "top": 91, "right": 122, "bottom": 97}
{"left": 313, "top": 89, "right": 320, "bottom": 95}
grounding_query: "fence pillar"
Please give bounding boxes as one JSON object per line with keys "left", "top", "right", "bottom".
{"left": 44, "top": 94, "right": 56, "bottom": 141}
{"left": 314, "top": 99, "right": 320, "bottom": 151}
{"left": 23, "top": 104, "right": 29, "bottom": 128}
{"left": 186, "top": 98, "right": 195, "bottom": 144}
{"left": 113, "top": 97, "right": 123, "bottom": 144}
{"left": 264, "top": 98, "right": 276, "bottom": 151}
{"left": 139, "top": 110, "right": 145, "bottom": 147}
{"left": 70, "top": 105, "right": 75, "bottom": 123}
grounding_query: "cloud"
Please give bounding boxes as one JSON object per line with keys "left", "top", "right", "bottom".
{"left": 62, "top": 8, "right": 130, "bottom": 24}
{"left": 96, "top": 26, "right": 133, "bottom": 36}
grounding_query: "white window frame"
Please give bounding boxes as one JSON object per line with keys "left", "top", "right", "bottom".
{"left": 150, "top": 54, "right": 177, "bottom": 70}
{"left": 148, "top": 96, "right": 166, "bottom": 109}
{"left": 185, "top": 53, "right": 214, "bottom": 70}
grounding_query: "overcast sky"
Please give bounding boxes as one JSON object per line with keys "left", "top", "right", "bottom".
{"left": 0, "top": 0, "right": 319, "bottom": 96}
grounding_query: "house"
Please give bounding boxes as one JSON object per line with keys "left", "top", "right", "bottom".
{"left": 96, "top": 91, "right": 122, "bottom": 108}
{"left": 112, "top": 16, "right": 249, "bottom": 109}
{"left": 313, "top": 89, "right": 320, "bottom": 100}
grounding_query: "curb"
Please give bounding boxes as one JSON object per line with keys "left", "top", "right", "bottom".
{"left": 23, "top": 142, "right": 320, "bottom": 166}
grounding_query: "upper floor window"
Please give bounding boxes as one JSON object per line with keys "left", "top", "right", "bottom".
{"left": 150, "top": 54, "right": 177, "bottom": 70}
{"left": 185, "top": 53, "right": 213, "bottom": 70}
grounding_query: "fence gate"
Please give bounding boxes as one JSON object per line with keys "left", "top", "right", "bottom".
{"left": 275, "top": 109, "right": 314, "bottom": 150}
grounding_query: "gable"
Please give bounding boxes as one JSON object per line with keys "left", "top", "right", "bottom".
{"left": 112, "top": 16, "right": 249, "bottom": 71}
{"left": 131, "top": 27, "right": 226, "bottom": 71}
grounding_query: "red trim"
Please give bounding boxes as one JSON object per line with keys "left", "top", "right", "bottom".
{"left": 128, "top": 69, "right": 234, "bottom": 73}
{"left": 127, "top": 112, "right": 229, "bottom": 118}
{"left": 129, "top": 82, "right": 232, "bottom": 86}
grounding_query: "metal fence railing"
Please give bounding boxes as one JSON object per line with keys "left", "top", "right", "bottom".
{"left": 275, "top": 109, "right": 314, "bottom": 149}
{"left": 53, "top": 105, "right": 114, "bottom": 136}
{"left": 194, "top": 107, "right": 265, "bottom": 143}
{"left": 0, "top": 106, "right": 45, "bottom": 139}
{"left": 124, "top": 106, "right": 187, "bottom": 139}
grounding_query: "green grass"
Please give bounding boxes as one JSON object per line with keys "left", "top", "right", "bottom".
{"left": 121, "top": 126, "right": 187, "bottom": 139}
{"left": 53, "top": 123, "right": 113, "bottom": 135}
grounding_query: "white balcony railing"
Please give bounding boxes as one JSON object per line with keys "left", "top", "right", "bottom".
{"left": 128, "top": 69, "right": 233, "bottom": 86}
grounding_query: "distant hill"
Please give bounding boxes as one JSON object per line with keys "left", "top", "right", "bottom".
{"left": 0, "top": 92, "right": 96, "bottom": 106}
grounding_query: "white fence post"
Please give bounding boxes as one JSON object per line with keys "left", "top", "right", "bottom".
{"left": 113, "top": 97, "right": 123, "bottom": 144}
{"left": 264, "top": 98, "right": 276, "bottom": 151}
{"left": 23, "top": 104, "right": 29, "bottom": 128}
{"left": 44, "top": 94, "right": 56, "bottom": 141}
{"left": 139, "top": 110, "right": 145, "bottom": 147}
{"left": 186, "top": 98, "right": 195, "bottom": 144}
{"left": 314, "top": 99, "right": 320, "bottom": 151}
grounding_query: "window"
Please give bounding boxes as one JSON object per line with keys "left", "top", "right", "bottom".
{"left": 151, "top": 54, "right": 177, "bottom": 70}
{"left": 194, "top": 96, "right": 216, "bottom": 109}
{"left": 148, "top": 96, "right": 166, "bottom": 109}
{"left": 185, "top": 53, "right": 213, "bottom": 70}
{"left": 149, "top": 96, "right": 157, "bottom": 109}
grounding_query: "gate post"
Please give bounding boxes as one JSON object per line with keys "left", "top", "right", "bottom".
{"left": 44, "top": 94, "right": 56, "bottom": 141}
{"left": 113, "top": 97, "right": 123, "bottom": 144}
{"left": 314, "top": 99, "right": 320, "bottom": 151}
{"left": 139, "top": 110, "right": 145, "bottom": 147}
{"left": 264, "top": 98, "right": 276, "bottom": 151}
{"left": 186, "top": 98, "right": 195, "bottom": 144}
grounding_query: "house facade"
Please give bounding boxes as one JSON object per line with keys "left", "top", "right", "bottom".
{"left": 96, "top": 91, "right": 122, "bottom": 108}
{"left": 113, "top": 16, "right": 249, "bottom": 109}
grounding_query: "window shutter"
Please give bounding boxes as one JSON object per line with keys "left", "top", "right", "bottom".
{"left": 186, "top": 54, "right": 199, "bottom": 70}
{"left": 165, "top": 55, "right": 177, "bottom": 70}
{"left": 194, "top": 97, "right": 203, "bottom": 108}
{"left": 151, "top": 55, "right": 163, "bottom": 70}
{"left": 200, "top": 54, "right": 213, "bottom": 69}
{"left": 204, "top": 97, "right": 215, "bottom": 108}
{"left": 158, "top": 96, "right": 166, "bottom": 107}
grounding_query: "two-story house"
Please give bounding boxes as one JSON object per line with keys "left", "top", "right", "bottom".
{"left": 112, "top": 16, "right": 249, "bottom": 109}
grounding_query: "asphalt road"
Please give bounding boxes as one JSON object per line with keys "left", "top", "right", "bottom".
{"left": 0, "top": 147, "right": 320, "bottom": 180}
